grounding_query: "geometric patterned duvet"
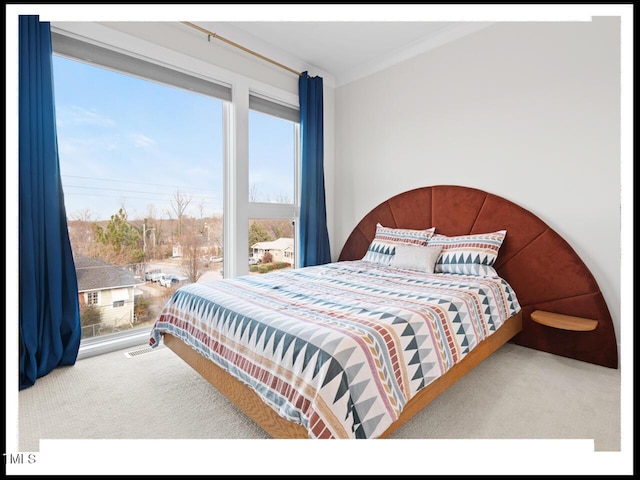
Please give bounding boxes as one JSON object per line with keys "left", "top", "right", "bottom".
{"left": 149, "top": 260, "right": 521, "bottom": 439}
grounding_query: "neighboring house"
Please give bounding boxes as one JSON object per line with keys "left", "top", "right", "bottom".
{"left": 75, "top": 254, "right": 143, "bottom": 331}
{"left": 251, "top": 238, "right": 294, "bottom": 266}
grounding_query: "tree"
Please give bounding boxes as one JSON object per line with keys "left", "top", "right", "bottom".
{"left": 249, "top": 221, "right": 273, "bottom": 252}
{"left": 265, "top": 219, "right": 294, "bottom": 240}
{"left": 206, "top": 214, "right": 223, "bottom": 255}
{"left": 145, "top": 204, "right": 158, "bottom": 222}
{"left": 92, "top": 208, "right": 144, "bottom": 265}
{"left": 273, "top": 193, "right": 291, "bottom": 204}
{"left": 197, "top": 201, "right": 205, "bottom": 219}
{"left": 71, "top": 208, "right": 94, "bottom": 222}
{"left": 141, "top": 218, "right": 158, "bottom": 262}
{"left": 181, "top": 228, "right": 204, "bottom": 283}
{"left": 171, "top": 188, "right": 192, "bottom": 237}
{"left": 80, "top": 304, "right": 102, "bottom": 338}
{"left": 67, "top": 219, "right": 95, "bottom": 256}
{"left": 249, "top": 184, "right": 259, "bottom": 202}
{"left": 133, "top": 296, "right": 153, "bottom": 324}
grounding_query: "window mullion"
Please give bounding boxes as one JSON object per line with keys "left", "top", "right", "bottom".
{"left": 226, "top": 81, "right": 250, "bottom": 278}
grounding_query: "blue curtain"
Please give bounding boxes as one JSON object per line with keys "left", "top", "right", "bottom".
{"left": 19, "top": 15, "right": 81, "bottom": 390}
{"left": 298, "top": 72, "right": 331, "bottom": 267}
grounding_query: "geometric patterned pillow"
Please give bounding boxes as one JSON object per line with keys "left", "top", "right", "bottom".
{"left": 362, "top": 223, "right": 436, "bottom": 266}
{"left": 429, "top": 230, "right": 507, "bottom": 276}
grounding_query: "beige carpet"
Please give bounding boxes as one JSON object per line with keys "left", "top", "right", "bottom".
{"left": 17, "top": 341, "right": 623, "bottom": 472}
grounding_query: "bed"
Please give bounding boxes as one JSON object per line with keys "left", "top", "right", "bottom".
{"left": 149, "top": 185, "right": 618, "bottom": 439}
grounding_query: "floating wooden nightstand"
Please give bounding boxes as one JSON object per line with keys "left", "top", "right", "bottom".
{"left": 530, "top": 310, "right": 598, "bottom": 332}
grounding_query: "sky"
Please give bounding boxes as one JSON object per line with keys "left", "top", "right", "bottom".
{"left": 53, "top": 55, "right": 295, "bottom": 223}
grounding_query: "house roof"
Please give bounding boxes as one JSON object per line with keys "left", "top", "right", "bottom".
{"left": 75, "top": 254, "right": 142, "bottom": 292}
{"left": 251, "top": 237, "right": 294, "bottom": 251}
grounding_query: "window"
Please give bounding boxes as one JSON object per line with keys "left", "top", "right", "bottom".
{"left": 50, "top": 29, "right": 300, "bottom": 353}
{"left": 52, "top": 34, "right": 225, "bottom": 344}
{"left": 249, "top": 218, "right": 296, "bottom": 273}
{"left": 247, "top": 94, "right": 300, "bottom": 276}
{"left": 86, "top": 292, "right": 99, "bottom": 305}
{"left": 249, "top": 95, "right": 298, "bottom": 204}
{"left": 111, "top": 289, "right": 129, "bottom": 309}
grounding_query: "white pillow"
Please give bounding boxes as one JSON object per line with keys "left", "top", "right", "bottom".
{"left": 362, "top": 224, "right": 436, "bottom": 266}
{"left": 389, "top": 245, "right": 442, "bottom": 274}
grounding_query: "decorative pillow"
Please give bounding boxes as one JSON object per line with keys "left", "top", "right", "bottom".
{"left": 389, "top": 244, "right": 442, "bottom": 274}
{"left": 362, "top": 224, "right": 436, "bottom": 266}
{"left": 429, "top": 230, "right": 507, "bottom": 276}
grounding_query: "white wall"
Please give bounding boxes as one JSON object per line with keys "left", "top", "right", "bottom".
{"left": 334, "top": 18, "right": 621, "bottom": 345}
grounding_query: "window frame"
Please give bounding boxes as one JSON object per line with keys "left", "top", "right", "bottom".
{"left": 246, "top": 95, "right": 301, "bottom": 274}
{"left": 85, "top": 291, "right": 99, "bottom": 306}
{"left": 50, "top": 24, "right": 301, "bottom": 357}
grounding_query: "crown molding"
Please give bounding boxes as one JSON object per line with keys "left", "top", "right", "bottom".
{"left": 336, "top": 22, "right": 494, "bottom": 87}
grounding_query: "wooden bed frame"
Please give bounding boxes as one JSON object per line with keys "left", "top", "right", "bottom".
{"left": 160, "top": 185, "right": 617, "bottom": 439}
{"left": 164, "top": 311, "right": 522, "bottom": 439}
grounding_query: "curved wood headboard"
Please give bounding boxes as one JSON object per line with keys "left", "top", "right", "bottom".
{"left": 338, "top": 185, "right": 618, "bottom": 369}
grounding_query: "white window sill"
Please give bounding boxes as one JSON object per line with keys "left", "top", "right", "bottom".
{"left": 77, "top": 327, "right": 152, "bottom": 360}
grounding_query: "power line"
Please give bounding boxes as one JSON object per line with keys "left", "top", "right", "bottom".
{"left": 63, "top": 184, "right": 219, "bottom": 201}
{"left": 61, "top": 174, "right": 220, "bottom": 193}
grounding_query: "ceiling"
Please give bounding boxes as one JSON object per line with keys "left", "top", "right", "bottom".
{"left": 198, "top": 21, "right": 493, "bottom": 86}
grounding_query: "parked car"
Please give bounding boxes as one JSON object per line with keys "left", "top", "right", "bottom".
{"left": 170, "top": 275, "right": 190, "bottom": 288}
{"left": 145, "top": 269, "right": 162, "bottom": 282}
{"left": 209, "top": 256, "right": 223, "bottom": 263}
{"left": 159, "top": 274, "right": 190, "bottom": 288}
{"left": 151, "top": 271, "right": 165, "bottom": 283}
{"left": 249, "top": 257, "right": 261, "bottom": 265}
{"left": 158, "top": 274, "right": 174, "bottom": 288}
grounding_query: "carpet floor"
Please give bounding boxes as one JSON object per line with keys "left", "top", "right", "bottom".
{"left": 17, "top": 341, "right": 624, "bottom": 474}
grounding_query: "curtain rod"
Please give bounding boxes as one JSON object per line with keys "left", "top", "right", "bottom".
{"left": 181, "top": 21, "right": 302, "bottom": 77}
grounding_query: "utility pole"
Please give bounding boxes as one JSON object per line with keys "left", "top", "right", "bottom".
{"left": 205, "top": 222, "right": 211, "bottom": 243}
{"left": 143, "top": 219, "right": 156, "bottom": 259}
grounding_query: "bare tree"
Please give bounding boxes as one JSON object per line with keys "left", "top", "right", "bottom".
{"left": 266, "top": 218, "right": 294, "bottom": 239}
{"left": 197, "top": 201, "right": 205, "bottom": 219}
{"left": 145, "top": 204, "right": 158, "bottom": 222}
{"left": 274, "top": 193, "right": 292, "bottom": 204}
{"left": 181, "top": 230, "right": 204, "bottom": 283}
{"left": 248, "top": 188, "right": 291, "bottom": 204}
{"left": 117, "top": 198, "right": 128, "bottom": 215}
{"left": 206, "top": 214, "right": 224, "bottom": 256}
{"left": 67, "top": 219, "right": 95, "bottom": 256}
{"left": 70, "top": 208, "right": 94, "bottom": 222}
{"left": 163, "top": 209, "right": 174, "bottom": 243}
{"left": 171, "top": 188, "right": 192, "bottom": 237}
{"left": 249, "top": 184, "right": 259, "bottom": 202}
